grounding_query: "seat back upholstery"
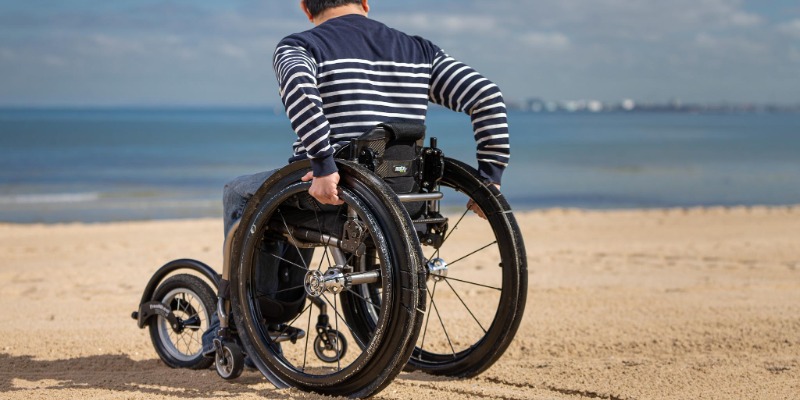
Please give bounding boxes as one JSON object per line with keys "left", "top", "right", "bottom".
{"left": 342, "top": 122, "right": 426, "bottom": 195}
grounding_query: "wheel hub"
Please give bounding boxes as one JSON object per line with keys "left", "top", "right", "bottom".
{"left": 426, "top": 258, "right": 448, "bottom": 281}
{"left": 304, "top": 268, "right": 346, "bottom": 297}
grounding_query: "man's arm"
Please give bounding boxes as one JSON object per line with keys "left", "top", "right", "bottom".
{"left": 274, "top": 41, "right": 342, "bottom": 205}
{"left": 273, "top": 41, "right": 338, "bottom": 178}
{"left": 428, "top": 47, "right": 509, "bottom": 185}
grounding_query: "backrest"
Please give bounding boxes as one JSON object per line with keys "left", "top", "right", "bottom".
{"left": 340, "top": 122, "right": 426, "bottom": 194}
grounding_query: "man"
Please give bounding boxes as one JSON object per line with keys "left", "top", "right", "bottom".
{"left": 208, "top": 0, "right": 510, "bottom": 354}
{"left": 223, "top": 0, "right": 509, "bottom": 238}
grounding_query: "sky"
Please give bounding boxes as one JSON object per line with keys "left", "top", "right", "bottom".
{"left": 1, "top": 0, "right": 799, "bottom": 107}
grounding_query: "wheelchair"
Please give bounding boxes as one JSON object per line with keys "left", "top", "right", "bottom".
{"left": 132, "top": 123, "right": 527, "bottom": 398}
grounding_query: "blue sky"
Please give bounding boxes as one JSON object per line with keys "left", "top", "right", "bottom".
{"left": 1, "top": 0, "right": 799, "bottom": 106}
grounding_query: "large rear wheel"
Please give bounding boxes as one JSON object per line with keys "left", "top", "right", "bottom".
{"left": 230, "top": 161, "right": 424, "bottom": 398}
{"left": 406, "top": 158, "right": 527, "bottom": 377}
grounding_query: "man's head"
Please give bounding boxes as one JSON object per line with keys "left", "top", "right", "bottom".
{"left": 300, "top": 0, "right": 369, "bottom": 25}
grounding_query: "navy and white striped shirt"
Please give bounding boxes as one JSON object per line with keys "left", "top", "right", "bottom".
{"left": 273, "top": 14, "right": 509, "bottom": 183}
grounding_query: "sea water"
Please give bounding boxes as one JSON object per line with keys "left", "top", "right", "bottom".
{"left": 1, "top": 108, "right": 799, "bottom": 223}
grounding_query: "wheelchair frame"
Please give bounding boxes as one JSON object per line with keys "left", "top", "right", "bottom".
{"left": 133, "top": 126, "right": 527, "bottom": 398}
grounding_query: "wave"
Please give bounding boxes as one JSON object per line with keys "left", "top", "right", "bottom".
{"left": 0, "top": 192, "right": 101, "bottom": 205}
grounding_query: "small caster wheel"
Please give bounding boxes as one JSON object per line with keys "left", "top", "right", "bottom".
{"left": 314, "top": 330, "right": 347, "bottom": 363}
{"left": 215, "top": 342, "right": 244, "bottom": 380}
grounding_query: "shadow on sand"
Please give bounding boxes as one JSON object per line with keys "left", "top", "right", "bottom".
{"left": 0, "top": 353, "right": 334, "bottom": 399}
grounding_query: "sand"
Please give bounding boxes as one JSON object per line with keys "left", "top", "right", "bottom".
{"left": 0, "top": 206, "right": 798, "bottom": 399}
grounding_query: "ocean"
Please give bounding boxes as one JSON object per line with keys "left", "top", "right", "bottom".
{"left": 1, "top": 108, "right": 799, "bottom": 223}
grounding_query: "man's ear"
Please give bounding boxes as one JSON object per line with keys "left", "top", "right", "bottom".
{"left": 361, "top": 0, "right": 370, "bottom": 14}
{"left": 300, "top": 0, "right": 314, "bottom": 23}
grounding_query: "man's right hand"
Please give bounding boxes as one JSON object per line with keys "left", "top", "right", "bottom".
{"left": 302, "top": 171, "right": 344, "bottom": 205}
{"left": 467, "top": 183, "right": 501, "bottom": 219}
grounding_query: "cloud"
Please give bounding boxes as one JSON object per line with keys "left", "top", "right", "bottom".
{"left": 693, "top": 33, "right": 768, "bottom": 57}
{"left": 0, "top": 0, "right": 798, "bottom": 105}
{"left": 90, "top": 34, "right": 145, "bottom": 55}
{"left": 520, "top": 32, "right": 571, "bottom": 50}
{"left": 42, "top": 55, "right": 67, "bottom": 67}
{"left": 728, "top": 11, "right": 763, "bottom": 27}
{"left": 218, "top": 43, "right": 249, "bottom": 61}
{"left": 385, "top": 13, "right": 499, "bottom": 35}
{"left": 777, "top": 19, "right": 800, "bottom": 38}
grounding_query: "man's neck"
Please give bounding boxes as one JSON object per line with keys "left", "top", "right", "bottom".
{"left": 313, "top": 4, "right": 367, "bottom": 26}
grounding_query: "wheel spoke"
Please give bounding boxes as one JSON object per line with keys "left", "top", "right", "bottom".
{"left": 418, "top": 280, "right": 438, "bottom": 358}
{"left": 266, "top": 302, "right": 313, "bottom": 346}
{"left": 343, "top": 286, "right": 381, "bottom": 312}
{"left": 312, "top": 206, "right": 335, "bottom": 272}
{"left": 443, "top": 278, "right": 487, "bottom": 334}
{"left": 431, "top": 208, "right": 470, "bottom": 260}
{"left": 255, "top": 284, "right": 306, "bottom": 297}
{"left": 302, "top": 298, "right": 313, "bottom": 372}
{"left": 269, "top": 253, "right": 309, "bottom": 273}
{"left": 321, "top": 293, "right": 368, "bottom": 350}
{"left": 428, "top": 283, "right": 457, "bottom": 358}
{"left": 446, "top": 241, "right": 497, "bottom": 267}
{"left": 179, "top": 331, "right": 191, "bottom": 353}
{"left": 318, "top": 244, "right": 332, "bottom": 272}
{"left": 334, "top": 294, "right": 341, "bottom": 371}
{"left": 279, "top": 211, "right": 310, "bottom": 269}
{"left": 442, "top": 276, "right": 501, "bottom": 291}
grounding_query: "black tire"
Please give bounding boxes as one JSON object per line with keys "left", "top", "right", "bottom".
{"left": 148, "top": 274, "right": 216, "bottom": 370}
{"left": 216, "top": 342, "right": 245, "bottom": 380}
{"left": 314, "top": 330, "right": 347, "bottom": 363}
{"left": 230, "top": 160, "right": 424, "bottom": 398}
{"left": 404, "top": 158, "right": 527, "bottom": 377}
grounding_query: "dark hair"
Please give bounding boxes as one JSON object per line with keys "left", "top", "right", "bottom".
{"left": 304, "top": 0, "right": 362, "bottom": 17}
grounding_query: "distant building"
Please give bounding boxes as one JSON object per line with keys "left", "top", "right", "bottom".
{"left": 621, "top": 99, "right": 636, "bottom": 111}
{"left": 587, "top": 100, "right": 603, "bottom": 113}
{"left": 526, "top": 98, "right": 546, "bottom": 113}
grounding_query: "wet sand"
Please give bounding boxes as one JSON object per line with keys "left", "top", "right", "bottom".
{"left": 1, "top": 206, "right": 798, "bottom": 399}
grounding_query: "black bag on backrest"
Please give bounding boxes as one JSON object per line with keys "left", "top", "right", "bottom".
{"left": 343, "top": 122, "right": 426, "bottom": 215}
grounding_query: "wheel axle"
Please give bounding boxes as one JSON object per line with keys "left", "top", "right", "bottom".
{"left": 304, "top": 267, "right": 381, "bottom": 297}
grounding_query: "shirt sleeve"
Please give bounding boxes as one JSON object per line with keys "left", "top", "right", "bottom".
{"left": 273, "top": 39, "right": 337, "bottom": 177}
{"left": 428, "top": 46, "right": 509, "bottom": 184}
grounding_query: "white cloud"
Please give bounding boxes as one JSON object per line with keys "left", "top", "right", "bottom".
{"left": 777, "top": 19, "right": 800, "bottom": 39}
{"left": 521, "top": 32, "right": 571, "bottom": 50}
{"left": 385, "top": 13, "right": 498, "bottom": 35}
{"left": 218, "top": 43, "right": 249, "bottom": 60}
{"left": 2, "top": 0, "right": 798, "bottom": 105}
{"left": 43, "top": 55, "right": 66, "bottom": 67}
{"left": 693, "top": 32, "right": 768, "bottom": 57}
{"left": 728, "top": 11, "right": 763, "bottom": 28}
{"left": 90, "top": 34, "right": 145, "bottom": 55}
{"left": 694, "top": 33, "right": 718, "bottom": 48}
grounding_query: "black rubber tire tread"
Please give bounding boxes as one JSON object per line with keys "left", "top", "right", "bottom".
{"left": 216, "top": 342, "right": 245, "bottom": 380}
{"left": 229, "top": 160, "right": 424, "bottom": 398}
{"left": 405, "top": 157, "right": 528, "bottom": 377}
{"left": 314, "top": 331, "right": 348, "bottom": 363}
{"left": 148, "top": 274, "right": 216, "bottom": 370}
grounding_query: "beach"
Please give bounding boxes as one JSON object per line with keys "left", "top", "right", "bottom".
{"left": 0, "top": 206, "right": 798, "bottom": 399}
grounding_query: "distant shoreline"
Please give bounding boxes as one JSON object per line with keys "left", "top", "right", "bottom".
{"left": 2, "top": 103, "right": 800, "bottom": 114}
{"left": 2, "top": 204, "right": 799, "bottom": 226}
